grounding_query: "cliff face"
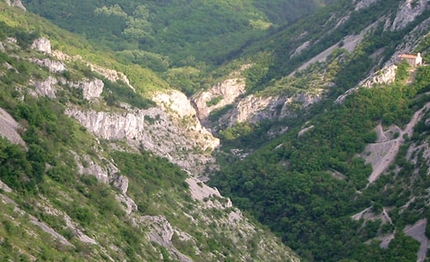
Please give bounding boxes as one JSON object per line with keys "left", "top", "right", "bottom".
{"left": 192, "top": 70, "right": 321, "bottom": 132}
{"left": 66, "top": 103, "right": 219, "bottom": 175}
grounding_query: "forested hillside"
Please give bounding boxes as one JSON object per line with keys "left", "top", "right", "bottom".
{"left": 210, "top": 63, "right": 430, "bottom": 261}
{"left": 22, "top": 0, "right": 330, "bottom": 65}
{"left": 3, "top": 0, "right": 430, "bottom": 261}
{"left": 0, "top": 2, "right": 299, "bottom": 261}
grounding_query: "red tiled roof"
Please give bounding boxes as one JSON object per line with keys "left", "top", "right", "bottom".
{"left": 398, "top": 54, "right": 418, "bottom": 59}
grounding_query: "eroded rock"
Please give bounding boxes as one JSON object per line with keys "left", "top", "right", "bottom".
{"left": 0, "top": 108, "right": 26, "bottom": 148}
{"left": 31, "top": 37, "right": 51, "bottom": 54}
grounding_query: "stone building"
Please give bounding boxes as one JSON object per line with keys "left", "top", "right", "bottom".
{"left": 398, "top": 53, "right": 423, "bottom": 66}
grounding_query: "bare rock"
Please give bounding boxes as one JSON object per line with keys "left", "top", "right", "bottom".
{"left": 186, "top": 177, "right": 232, "bottom": 209}
{"left": 298, "top": 125, "right": 315, "bottom": 138}
{"left": 66, "top": 101, "right": 218, "bottom": 175}
{"left": 360, "top": 64, "right": 398, "bottom": 88}
{"left": 31, "top": 37, "right": 51, "bottom": 54}
{"left": 111, "top": 175, "right": 129, "bottom": 195}
{"left": 154, "top": 90, "right": 196, "bottom": 118}
{"left": 0, "top": 179, "right": 12, "bottom": 193}
{"left": 31, "top": 76, "right": 58, "bottom": 98}
{"left": 29, "top": 58, "right": 66, "bottom": 73}
{"left": 0, "top": 108, "right": 26, "bottom": 148}
{"left": 390, "top": 0, "right": 428, "bottom": 31}
{"left": 192, "top": 77, "right": 246, "bottom": 121}
{"left": 88, "top": 63, "right": 135, "bottom": 91}
{"left": 354, "top": 0, "right": 377, "bottom": 11}
{"left": 290, "top": 41, "right": 311, "bottom": 58}
{"left": 404, "top": 219, "right": 428, "bottom": 262}
{"left": 115, "top": 193, "right": 138, "bottom": 215}
{"left": 73, "top": 153, "right": 110, "bottom": 184}
{"left": 69, "top": 78, "right": 104, "bottom": 100}
{"left": 5, "top": 0, "right": 26, "bottom": 11}
{"left": 335, "top": 65, "right": 397, "bottom": 104}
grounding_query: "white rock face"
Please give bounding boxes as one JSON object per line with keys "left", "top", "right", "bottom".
{"left": 153, "top": 90, "right": 196, "bottom": 118}
{"left": 290, "top": 41, "right": 311, "bottom": 58}
{"left": 31, "top": 76, "right": 58, "bottom": 98}
{"left": 111, "top": 175, "right": 129, "bottom": 195}
{"left": 29, "top": 58, "right": 66, "bottom": 73}
{"left": 71, "top": 79, "right": 104, "bottom": 100}
{"left": 186, "top": 177, "right": 232, "bottom": 209}
{"left": 5, "top": 0, "right": 26, "bottom": 10}
{"left": 0, "top": 108, "right": 26, "bottom": 148}
{"left": 192, "top": 78, "right": 246, "bottom": 121}
{"left": 213, "top": 93, "right": 321, "bottom": 129}
{"left": 66, "top": 103, "right": 219, "bottom": 174}
{"left": 135, "top": 215, "right": 192, "bottom": 262}
{"left": 335, "top": 65, "right": 397, "bottom": 104}
{"left": 354, "top": 0, "right": 377, "bottom": 11}
{"left": 0, "top": 179, "right": 12, "bottom": 193}
{"left": 31, "top": 37, "right": 51, "bottom": 54}
{"left": 224, "top": 94, "right": 273, "bottom": 125}
{"left": 73, "top": 153, "right": 111, "bottom": 184}
{"left": 390, "top": 0, "right": 428, "bottom": 30}
{"left": 360, "top": 64, "right": 398, "bottom": 88}
{"left": 88, "top": 63, "right": 135, "bottom": 91}
{"left": 115, "top": 193, "right": 138, "bottom": 215}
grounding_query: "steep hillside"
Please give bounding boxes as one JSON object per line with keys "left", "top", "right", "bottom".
{"left": 0, "top": 2, "right": 299, "bottom": 261}
{"left": 3, "top": 0, "right": 430, "bottom": 261}
{"left": 193, "top": 0, "right": 430, "bottom": 134}
{"left": 21, "top": 0, "right": 331, "bottom": 66}
{"left": 211, "top": 58, "right": 430, "bottom": 262}
{"left": 207, "top": 0, "right": 430, "bottom": 261}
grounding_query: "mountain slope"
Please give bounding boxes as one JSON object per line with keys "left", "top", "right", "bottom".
{"left": 0, "top": 2, "right": 299, "bottom": 261}
{"left": 204, "top": 0, "right": 430, "bottom": 261}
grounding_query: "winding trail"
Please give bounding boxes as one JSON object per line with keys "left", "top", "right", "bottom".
{"left": 366, "top": 102, "right": 430, "bottom": 184}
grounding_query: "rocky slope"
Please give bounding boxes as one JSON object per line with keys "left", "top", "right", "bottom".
{"left": 0, "top": 3, "right": 299, "bottom": 261}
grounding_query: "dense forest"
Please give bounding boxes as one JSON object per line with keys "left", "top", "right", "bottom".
{"left": 210, "top": 61, "right": 430, "bottom": 261}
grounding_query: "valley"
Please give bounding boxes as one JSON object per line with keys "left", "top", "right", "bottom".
{"left": 1, "top": 0, "right": 430, "bottom": 261}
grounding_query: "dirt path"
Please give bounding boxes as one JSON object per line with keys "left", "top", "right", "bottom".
{"left": 366, "top": 102, "right": 430, "bottom": 184}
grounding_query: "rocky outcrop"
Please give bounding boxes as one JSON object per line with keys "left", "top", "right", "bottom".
{"left": 154, "top": 90, "right": 197, "bottom": 118}
{"left": 31, "top": 37, "right": 51, "bottom": 54}
{"left": 31, "top": 75, "right": 104, "bottom": 100}
{"left": 73, "top": 153, "right": 111, "bottom": 184}
{"left": 31, "top": 76, "right": 58, "bottom": 98}
{"left": 66, "top": 104, "right": 219, "bottom": 174}
{"left": 135, "top": 215, "right": 192, "bottom": 262}
{"left": 335, "top": 64, "right": 397, "bottom": 104}
{"left": 186, "top": 177, "right": 232, "bottom": 209}
{"left": 72, "top": 151, "right": 137, "bottom": 214}
{"left": 69, "top": 78, "right": 104, "bottom": 100}
{"left": 0, "top": 194, "right": 72, "bottom": 246}
{"left": 29, "top": 58, "right": 66, "bottom": 73}
{"left": 360, "top": 64, "right": 397, "bottom": 88}
{"left": 0, "top": 108, "right": 26, "bottom": 148}
{"left": 5, "top": 0, "right": 26, "bottom": 11}
{"left": 354, "top": 0, "right": 377, "bottom": 11}
{"left": 290, "top": 41, "right": 311, "bottom": 58}
{"left": 212, "top": 93, "right": 321, "bottom": 130}
{"left": 390, "top": 0, "right": 428, "bottom": 31}
{"left": 192, "top": 77, "right": 246, "bottom": 122}
{"left": 0, "top": 179, "right": 12, "bottom": 193}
